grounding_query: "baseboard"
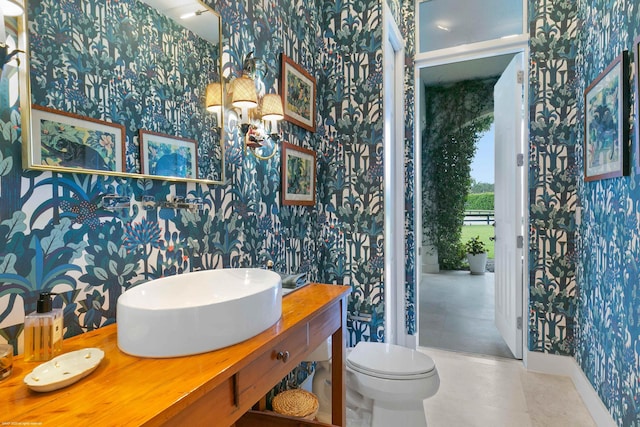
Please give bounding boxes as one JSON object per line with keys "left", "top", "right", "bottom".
{"left": 570, "top": 360, "right": 617, "bottom": 427}
{"left": 526, "top": 351, "right": 616, "bottom": 427}
{"left": 526, "top": 350, "right": 574, "bottom": 375}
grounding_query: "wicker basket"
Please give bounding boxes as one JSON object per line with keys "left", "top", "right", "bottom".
{"left": 272, "top": 389, "right": 319, "bottom": 420}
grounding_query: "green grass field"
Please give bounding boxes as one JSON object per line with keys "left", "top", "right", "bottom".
{"left": 461, "top": 225, "right": 495, "bottom": 259}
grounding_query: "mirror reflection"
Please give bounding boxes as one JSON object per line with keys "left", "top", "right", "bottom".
{"left": 22, "top": 0, "right": 223, "bottom": 184}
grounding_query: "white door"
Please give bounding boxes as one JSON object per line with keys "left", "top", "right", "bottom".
{"left": 493, "top": 53, "right": 524, "bottom": 359}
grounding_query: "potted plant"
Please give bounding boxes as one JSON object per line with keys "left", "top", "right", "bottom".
{"left": 465, "top": 236, "right": 487, "bottom": 275}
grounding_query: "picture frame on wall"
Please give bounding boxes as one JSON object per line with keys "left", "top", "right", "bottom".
{"left": 30, "top": 105, "right": 125, "bottom": 174}
{"left": 281, "top": 54, "right": 316, "bottom": 132}
{"left": 584, "top": 51, "right": 629, "bottom": 182}
{"left": 281, "top": 142, "right": 316, "bottom": 206}
{"left": 139, "top": 130, "right": 198, "bottom": 179}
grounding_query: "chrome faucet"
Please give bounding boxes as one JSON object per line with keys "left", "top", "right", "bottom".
{"left": 158, "top": 196, "right": 203, "bottom": 212}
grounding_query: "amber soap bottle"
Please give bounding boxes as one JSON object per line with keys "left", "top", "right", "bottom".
{"left": 24, "top": 292, "right": 63, "bottom": 362}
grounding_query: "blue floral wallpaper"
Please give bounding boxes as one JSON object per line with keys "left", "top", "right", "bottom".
{"left": 317, "top": 0, "right": 387, "bottom": 343}
{"left": 574, "top": 1, "right": 640, "bottom": 424}
{"left": 528, "top": 0, "right": 579, "bottom": 355}
{"left": 28, "top": 0, "right": 222, "bottom": 180}
{"left": 396, "top": 0, "right": 417, "bottom": 337}
{"left": 530, "top": 0, "right": 640, "bottom": 424}
{"left": 0, "top": 0, "right": 417, "bottom": 363}
{"left": 4, "top": 0, "right": 640, "bottom": 423}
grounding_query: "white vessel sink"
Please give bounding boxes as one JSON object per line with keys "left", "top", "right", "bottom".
{"left": 116, "top": 268, "right": 282, "bottom": 358}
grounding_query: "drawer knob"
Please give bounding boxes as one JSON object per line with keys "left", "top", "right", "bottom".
{"left": 276, "top": 351, "right": 290, "bottom": 363}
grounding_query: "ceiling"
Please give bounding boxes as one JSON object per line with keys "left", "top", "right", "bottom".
{"left": 420, "top": 53, "right": 516, "bottom": 86}
{"left": 140, "top": 0, "right": 520, "bottom": 87}
{"left": 417, "top": 0, "right": 523, "bottom": 86}
{"left": 138, "top": 0, "right": 219, "bottom": 44}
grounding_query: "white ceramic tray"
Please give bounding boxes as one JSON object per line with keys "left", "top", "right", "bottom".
{"left": 24, "top": 348, "right": 104, "bottom": 392}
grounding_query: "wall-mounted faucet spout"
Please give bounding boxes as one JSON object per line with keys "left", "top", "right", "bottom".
{"left": 158, "top": 196, "right": 203, "bottom": 212}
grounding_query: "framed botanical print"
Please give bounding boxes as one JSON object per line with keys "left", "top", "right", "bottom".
{"left": 281, "top": 54, "right": 316, "bottom": 132}
{"left": 139, "top": 130, "right": 198, "bottom": 179}
{"left": 30, "top": 105, "right": 125, "bottom": 174}
{"left": 281, "top": 142, "right": 316, "bottom": 206}
{"left": 584, "top": 51, "right": 629, "bottom": 181}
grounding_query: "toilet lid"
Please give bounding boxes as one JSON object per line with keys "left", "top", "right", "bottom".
{"left": 346, "top": 342, "right": 436, "bottom": 379}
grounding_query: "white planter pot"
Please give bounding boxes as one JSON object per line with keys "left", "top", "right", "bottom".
{"left": 467, "top": 253, "right": 487, "bottom": 275}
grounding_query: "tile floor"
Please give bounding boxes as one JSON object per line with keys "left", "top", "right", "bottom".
{"left": 419, "top": 271, "right": 514, "bottom": 358}
{"left": 418, "top": 271, "right": 596, "bottom": 426}
{"left": 420, "top": 348, "right": 597, "bottom": 427}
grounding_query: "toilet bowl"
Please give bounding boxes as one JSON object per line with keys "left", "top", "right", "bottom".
{"left": 305, "top": 340, "right": 439, "bottom": 427}
{"left": 347, "top": 342, "right": 439, "bottom": 427}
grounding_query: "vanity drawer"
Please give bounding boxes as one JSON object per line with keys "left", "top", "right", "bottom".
{"left": 237, "top": 325, "right": 309, "bottom": 406}
{"left": 161, "top": 375, "right": 237, "bottom": 426}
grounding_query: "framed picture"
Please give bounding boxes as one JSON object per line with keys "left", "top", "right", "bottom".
{"left": 139, "top": 130, "right": 198, "bottom": 179}
{"left": 30, "top": 105, "right": 125, "bottom": 173}
{"left": 281, "top": 54, "right": 316, "bottom": 132}
{"left": 584, "top": 51, "right": 629, "bottom": 182}
{"left": 281, "top": 142, "right": 316, "bottom": 206}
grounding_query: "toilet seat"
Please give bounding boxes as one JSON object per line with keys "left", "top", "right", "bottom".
{"left": 346, "top": 342, "right": 436, "bottom": 380}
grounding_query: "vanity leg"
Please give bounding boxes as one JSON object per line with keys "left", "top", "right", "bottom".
{"left": 331, "top": 297, "right": 347, "bottom": 426}
{"left": 252, "top": 396, "right": 267, "bottom": 411}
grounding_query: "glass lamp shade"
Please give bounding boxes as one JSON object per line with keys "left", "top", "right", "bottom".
{"left": 260, "top": 94, "right": 284, "bottom": 121}
{"left": 231, "top": 76, "right": 258, "bottom": 109}
{"left": 0, "top": 0, "right": 24, "bottom": 16}
{"left": 205, "top": 82, "right": 222, "bottom": 112}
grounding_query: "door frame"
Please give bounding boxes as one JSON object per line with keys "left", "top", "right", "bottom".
{"left": 413, "top": 37, "right": 530, "bottom": 362}
{"left": 383, "top": 2, "right": 408, "bottom": 346}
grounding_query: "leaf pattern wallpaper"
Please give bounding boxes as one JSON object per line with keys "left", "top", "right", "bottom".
{"left": 28, "top": 0, "right": 222, "bottom": 181}
{"left": 3, "top": 0, "right": 639, "bottom": 423}
{"left": 531, "top": 0, "right": 640, "bottom": 424}
{"left": 528, "top": 0, "right": 579, "bottom": 356}
{"left": 574, "top": 1, "right": 640, "bottom": 424}
{"left": 0, "top": 0, "right": 418, "bottom": 364}
{"left": 400, "top": 0, "right": 417, "bottom": 336}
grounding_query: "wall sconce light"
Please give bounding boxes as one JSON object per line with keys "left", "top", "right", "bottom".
{"left": 243, "top": 93, "right": 283, "bottom": 160}
{"left": 205, "top": 82, "right": 222, "bottom": 128}
{"left": 229, "top": 53, "right": 284, "bottom": 161}
{"left": 231, "top": 75, "right": 258, "bottom": 135}
{"left": 260, "top": 93, "right": 284, "bottom": 140}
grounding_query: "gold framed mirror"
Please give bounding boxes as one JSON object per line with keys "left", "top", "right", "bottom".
{"left": 19, "top": 0, "right": 224, "bottom": 184}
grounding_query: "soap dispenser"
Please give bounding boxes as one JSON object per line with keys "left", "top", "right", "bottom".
{"left": 24, "top": 292, "right": 63, "bottom": 362}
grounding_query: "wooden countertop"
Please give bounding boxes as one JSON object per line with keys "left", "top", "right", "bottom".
{"left": 0, "top": 283, "right": 350, "bottom": 426}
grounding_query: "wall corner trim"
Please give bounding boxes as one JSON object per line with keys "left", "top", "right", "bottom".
{"left": 525, "top": 351, "right": 616, "bottom": 427}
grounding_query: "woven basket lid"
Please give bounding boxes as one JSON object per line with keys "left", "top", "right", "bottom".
{"left": 272, "top": 389, "right": 319, "bottom": 418}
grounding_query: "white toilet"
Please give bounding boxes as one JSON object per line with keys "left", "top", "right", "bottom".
{"left": 306, "top": 340, "right": 440, "bottom": 427}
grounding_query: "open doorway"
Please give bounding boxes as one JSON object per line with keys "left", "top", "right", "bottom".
{"left": 418, "top": 119, "right": 511, "bottom": 358}
{"left": 416, "top": 53, "right": 525, "bottom": 360}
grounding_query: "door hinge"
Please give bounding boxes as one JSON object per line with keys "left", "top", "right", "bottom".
{"left": 517, "top": 153, "right": 524, "bottom": 167}
{"left": 517, "top": 316, "right": 523, "bottom": 330}
{"left": 517, "top": 70, "right": 524, "bottom": 84}
{"left": 516, "top": 235, "right": 524, "bottom": 249}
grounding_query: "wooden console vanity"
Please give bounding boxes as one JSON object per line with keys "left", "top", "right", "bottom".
{"left": 0, "top": 283, "right": 350, "bottom": 426}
